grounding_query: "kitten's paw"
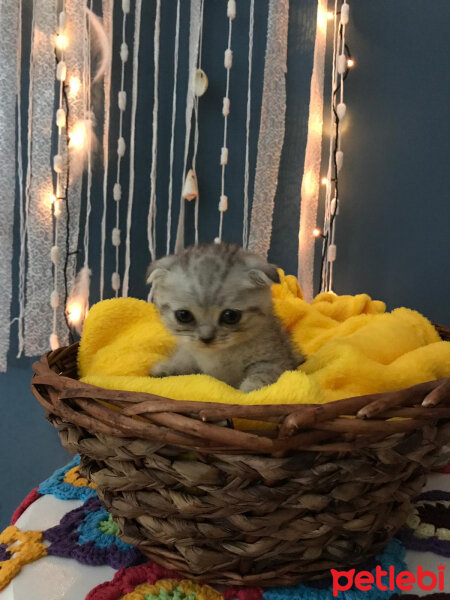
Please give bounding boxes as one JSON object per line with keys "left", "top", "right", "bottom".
{"left": 149, "top": 361, "right": 174, "bottom": 378}
{"left": 239, "top": 377, "right": 266, "bottom": 393}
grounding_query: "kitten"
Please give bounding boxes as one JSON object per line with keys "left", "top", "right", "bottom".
{"left": 147, "top": 243, "right": 303, "bottom": 392}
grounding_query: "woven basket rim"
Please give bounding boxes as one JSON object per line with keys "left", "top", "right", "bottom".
{"left": 32, "top": 322, "right": 450, "bottom": 411}
{"left": 30, "top": 323, "right": 450, "bottom": 454}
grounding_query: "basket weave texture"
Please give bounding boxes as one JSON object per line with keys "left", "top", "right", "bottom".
{"left": 31, "top": 325, "right": 450, "bottom": 587}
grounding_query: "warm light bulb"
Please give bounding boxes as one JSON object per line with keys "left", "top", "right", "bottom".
{"left": 321, "top": 177, "right": 328, "bottom": 185}
{"left": 55, "top": 33, "right": 68, "bottom": 51}
{"left": 69, "top": 122, "right": 86, "bottom": 149}
{"left": 67, "top": 302, "right": 82, "bottom": 325}
{"left": 347, "top": 58, "right": 354, "bottom": 68}
{"left": 69, "top": 76, "right": 81, "bottom": 95}
{"left": 327, "top": 11, "right": 333, "bottom": 20}
{"left": 49, "top": 194, "right": 57, "bottom": 205}
{"left": 313, "top": 228, "right": 322, "bottom": 238}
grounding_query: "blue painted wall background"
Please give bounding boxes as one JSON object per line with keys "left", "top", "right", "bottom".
{"left": 1, "top": 0, "right": 449, "bottom": 527}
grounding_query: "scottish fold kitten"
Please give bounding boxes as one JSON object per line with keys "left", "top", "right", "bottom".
{"left": 147, "top": 243, "right": 303, "bottom": 392}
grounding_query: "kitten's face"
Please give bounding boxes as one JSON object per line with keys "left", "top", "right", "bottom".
{"left": 148, "top": 244, "right": 279, "bottom": 351}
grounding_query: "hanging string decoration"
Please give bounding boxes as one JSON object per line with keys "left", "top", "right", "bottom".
{"left": 147, "top": 0, "right": 162, "bottom": 266}
{"left": 99, "top": 0, "right": 113, "bottom": 301}
{"left": 122, "top": 0, "right": 143, "bottom": 297}
{"left": 165, "top": 0, "right": 181, "bottom": 255}
{"left": 296, "top": 0, "right": 329, "bottom": 302}
{"left": 242, "top": 0, "right": 255, "bottom": 249}
{"left": 214, "top": 0, "right": 235, "bottom": 244}
{"left": 0, "top": 1, "right": 21, "bottom": 369}
{"left": 174, "top": 0, "right": 203, "bottom": 254}
{"left": 23, "top": 0, "right": 58, "bottom": 357}
{"left": 248, "top": 0, "right": 289, "bottom": 257}
{"left": 110, "top": 0, "right": 130, "bottom": 297}
{"left": 191, "top": 0, "right": 207, "bottom": 246}
{"left": 317, "top": 0, "right": 352, "bottom": 293}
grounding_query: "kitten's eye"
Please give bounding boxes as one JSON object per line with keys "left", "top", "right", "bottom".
{"left": 175, "top": 310, "right": 195, "bottom": 324}
{"left": 220, "top": 309, "right": 242, "bottom": 325}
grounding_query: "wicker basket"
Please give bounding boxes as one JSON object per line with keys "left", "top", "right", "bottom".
{"left": 31, "top": 325, "right": 450, "bottom": 587}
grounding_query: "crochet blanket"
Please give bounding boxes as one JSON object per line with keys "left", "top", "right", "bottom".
{"left": 79, "top": 272, "right": 450, "bottom": 406}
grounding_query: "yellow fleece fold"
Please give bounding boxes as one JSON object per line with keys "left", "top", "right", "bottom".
{"left": 78, "top": 272, "right": 450, "bottom": 407}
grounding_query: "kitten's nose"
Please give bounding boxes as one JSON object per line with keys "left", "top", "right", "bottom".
{"left": 198, "top": 324, "right": 216, "bottom": 344}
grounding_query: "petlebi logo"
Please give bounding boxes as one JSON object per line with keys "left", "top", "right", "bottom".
{"left": 331, "top": 563, "right": 446, "bottom": 597}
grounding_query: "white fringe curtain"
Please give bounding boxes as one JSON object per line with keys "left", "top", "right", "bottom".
{"left": 248, "top": 0, "right": 289, "bottom": 258}
{"left": 174, "top": 0, "right": 203, "bottom": 254}
{"left": 24, "top": 0, "right": 57, "bottom": 357}
{"left": 0, "top": 1, "right": 21, "bottom": 370}
{"left": 297, "top": 0, "right": 328, "bottom": 301}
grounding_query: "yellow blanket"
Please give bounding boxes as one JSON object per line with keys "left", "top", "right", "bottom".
{"left": 79, "top": 273, "right": 450, "bottom": 406}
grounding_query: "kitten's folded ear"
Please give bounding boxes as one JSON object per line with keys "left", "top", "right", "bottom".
{"left": 146, "top": 255, "right": 177, "bottom": 285}
{"left": 244, "top": 253, "right": 280, "bottom": 288}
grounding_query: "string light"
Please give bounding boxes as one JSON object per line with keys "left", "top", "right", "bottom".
{"left": 69, "top": 76, "right": 81, "bottom": 95}
{"left": 319, "top": 0, "right": 353, "bottom": 294}
{"left": 66, "top": 301, "right": 83, "bottom": 326}
{"left": 68, "top": 121, "right": 86, "bottom": 149}
{"left": 55, "top": 33, "right": 68, "bottom": 51}
{"left": 327, "top": 11, "right": 334, "bottom": 20}
{"left": 50, "top": 4, "right": 69, "bottom": 351}
{"left": 321, "top": 177, "right": 328, "bottom": 185}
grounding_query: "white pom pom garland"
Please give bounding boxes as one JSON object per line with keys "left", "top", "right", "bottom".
{"left": 58, "top": 11, "right": 66, "bottom": 30}
{"left": 113, "top": 182, "right": 122, "bottom": 201}
{"left": 327, "top": 244, "right": 337, "bottom": 262}
{"left": 337, "top": 54, "right": 347, "bottom": 74}
{"left": 224, "top": 48, "right": 233, "bottom": 69}
{"left": 336, "top": 102, "right": 346, "bottom": 120}
{"left": 56, "top": 108, "right": 66, "bottom": 128}
{"left": 341, "top": 2, "right": 349, "bottom": 25}
{"left": 49, "top": 333, "right": 60, "bottom": 351}
{"left": 53, "top": 154, "right": 63, "bottom": 173}
{"left": 222, "top": 97, "right": 230, "bottom": 116}
{"left": 50, "top": 290, "right": 59, "bottom": 308}
{"left": 217, "top": 3, "right": 235, "bottom": 242}
{"left": 54, "top": 200, "right": 61, "bottom": 218}
{"left": 56, "top": 61, "right": 66, "bottom": 81}
{"left": 111, "top": 272, "right": 121, "bottom": 291}
{"left": 318, "top": 0, "right": 353, "bottom": 294}
{"left": 120, "top": 42, "right": 129, "bottom": 62}
{"left": 50, "top": 245, "right": 59, "bottom": 264}
{"left": 117, "top": 136, "right": 126, "bottom": 156}
{"left": 112, "top": 228, "right": 121, "bottom": 246}
{"left": 330, "top": 197, "right": 338, "bottom": 216}
{"left": 219, "top": 195, "right": 228, "bottom": 212}
{"left": 220, "top": 147, "right": 228, "bottom": 165}
{"left": 118, "top": 90, "right": 127, "bottom": 111}
{"left": 227, "top": 0, "right": 236, "bottom": 19}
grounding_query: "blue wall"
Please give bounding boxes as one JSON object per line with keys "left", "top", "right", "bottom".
{"left": 1, "top": 0, "right": 449, "bottom": 527}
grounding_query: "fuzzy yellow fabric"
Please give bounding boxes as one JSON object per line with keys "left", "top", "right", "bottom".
{"left": 79, "top": 272, "right": 450, "bottom": 406}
